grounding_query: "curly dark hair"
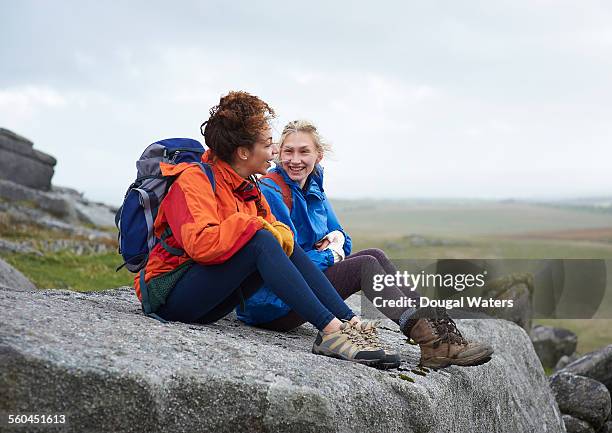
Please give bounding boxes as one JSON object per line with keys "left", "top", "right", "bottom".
{"left": 201, "top": 91, "right": 276, "bottom": 162}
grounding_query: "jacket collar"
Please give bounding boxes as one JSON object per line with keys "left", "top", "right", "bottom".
{"left": 273, "top": 165, "right": 325, "bottom": 198}
{"left": 203, "top": 149, "right": 261, "bottom": 202}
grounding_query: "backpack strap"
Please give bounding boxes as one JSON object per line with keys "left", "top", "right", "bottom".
{"left": 263, "top": 172, "right": 293, "bottom": 212}
{"left": 197, "top": 162, "right": 216, "bottom": 193}
{"left": 139, "top": 269, "right": 168, "bottom": 323}
{"left": 158, "top": 162, "right": 216, "bottom": 257}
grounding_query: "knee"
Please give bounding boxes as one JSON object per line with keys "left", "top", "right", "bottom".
{"left": 361, "top": 248, "right": 388, "bottom": 263}
{"left": 357, "top": 254, "right": 380, "bottom": 271}
{"left": 250, "top": 229, "right": 282, "bottom": 250}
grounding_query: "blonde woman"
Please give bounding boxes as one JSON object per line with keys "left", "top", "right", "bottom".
{"left": 237, "top": 120, "right": 494, "bottom": 368}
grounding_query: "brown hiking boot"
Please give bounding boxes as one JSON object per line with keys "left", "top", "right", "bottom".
{"left": 401, "top": 307, "right": 493, "bottom": 368}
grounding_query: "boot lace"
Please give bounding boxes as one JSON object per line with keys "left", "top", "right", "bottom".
{"left": 341, "top": 322, "right": 371, "bottom": 349}
{"left": 427, "top": 308, "right": 467, "bottom": 347}
{"left": 359, "top": 320, "right": 383, "bottom": 347}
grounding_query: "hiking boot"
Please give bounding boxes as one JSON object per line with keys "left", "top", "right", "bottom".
{"left": 312, "top": 321, "right": 385, "bottom": 367}
{"left": 400, "top": 307, "right": 493, "bottom": 368}
{"left": 354, "top": 320, "right": 401, "bottom": 369}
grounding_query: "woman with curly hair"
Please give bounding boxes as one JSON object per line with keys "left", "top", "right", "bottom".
{"left": 135, "top": 91, "right": 387, "bottom": 367}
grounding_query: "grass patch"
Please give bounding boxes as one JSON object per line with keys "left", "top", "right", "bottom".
{"left": 0, "top": 211, "right": 117, "bottom": 248}
{"left": 352, "top": 236, "right": 612, "bottom": 259}
{"left": 0, "top": 251, "right": 133, "bottom": 292}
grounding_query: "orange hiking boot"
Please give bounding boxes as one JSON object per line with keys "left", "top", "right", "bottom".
{"left": 400, "top": 307, "right": 493, "bottom": 368}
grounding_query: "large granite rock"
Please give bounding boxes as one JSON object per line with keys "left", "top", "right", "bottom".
{"left": 0, "top": 257, "right": 36, "bottom": 291}
{"left": 0, "top": 286, "right": 565, "bottom": 433}
{"left": 0, "top": 128, "right": 56, "bottom": 191}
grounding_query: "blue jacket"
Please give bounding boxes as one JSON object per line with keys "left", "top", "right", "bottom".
{"left": 236, "top": 165, "right": 352, "bottom": 325}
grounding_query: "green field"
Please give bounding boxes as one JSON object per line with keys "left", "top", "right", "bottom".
{"left": 2, "top": 198, "right": 611, "bottom": 353}
{"left": 336, "top": 199, "right": 612, "bottom": 354}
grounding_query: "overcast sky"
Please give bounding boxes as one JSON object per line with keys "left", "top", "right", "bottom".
{"left": 2, "top": 0, "right": 611, "bottom": 206}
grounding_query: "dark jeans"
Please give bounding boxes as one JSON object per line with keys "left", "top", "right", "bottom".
{"left": 156, "top": 230, "right": 355, "bottom": 330}
{"left": 258, "top": 248, "right": 421, "bottom": 331}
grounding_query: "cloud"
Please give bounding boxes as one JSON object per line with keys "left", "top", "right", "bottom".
{"left": 1, "top": 1, "right": 611, "bottom": 204}
{"left": 0, "top": 86, "right": 67, "bottom": 117}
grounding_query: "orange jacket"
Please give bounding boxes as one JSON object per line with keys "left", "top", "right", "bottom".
{"left": 134, "top": 150, "right": 277, "bottom": 300}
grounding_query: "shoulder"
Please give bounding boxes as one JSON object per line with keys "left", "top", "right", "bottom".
{"left": 259, "top": 177, "right": 283, "bottom": 197}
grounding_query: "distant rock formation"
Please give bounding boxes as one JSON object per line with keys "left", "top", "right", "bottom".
{"left": 0, "top": 128, "right": 56, "bottom": 191}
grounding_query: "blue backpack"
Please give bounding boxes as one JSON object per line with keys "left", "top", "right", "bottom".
{"left": 115, "top": 138, "right": 215, "bottom": 274}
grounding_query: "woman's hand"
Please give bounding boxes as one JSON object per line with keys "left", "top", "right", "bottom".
{"left": 271, "top": 221, "right": 294, "bottom": 256}
{"left": 315, "top": 238, "right": 331, "bottom": 251}
{"left": 317, "top": 231, "right": 346, "bottom": 263}
{"left": 257, "top": 217, "right": 283, "bottom": 246}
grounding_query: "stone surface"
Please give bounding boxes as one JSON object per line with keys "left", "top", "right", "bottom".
{"left": 600, "top": 421, "right": 612, "bottom": 433}
{"left": 561, "top": 345, "right": 612, "bottom": 395}
{"left": 555, "top": 353, "right": 580, "bottom": 372}
{"left": 0, "top": 238, "right": 42, "bottom": 255}
{"left": 482, "top": 280, "right": 532, "bottom": 334}
{"left": 50, "top": 185, "right": 118, "bottom": 228}
{"left": 0, "top": 257, "right": 36, "bottom": 291}
{"left": 0, "top": 128, "right": 56, "bottom": 191}
{"left": 0, "top": 287, "right": 565, "bottom": 433}
{"left": 531, "top": 324, "right": 578, "bottom": 369}
{"left": 550, "top": 372, "right": 611, "bottom": 430}
{"left": 0, "top": 193, "right": 115, "bottom": 245}
{"left": 561, "top": 414, "right": 595, "bottom": 433}
{"left": 0, "top": 179, "right": 78, "bottom": 221}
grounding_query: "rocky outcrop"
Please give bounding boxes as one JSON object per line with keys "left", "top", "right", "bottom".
{"left": 0, "top": 286, "right": 565, "bottom": 433}
{"left": 531, "top": 325, "right": 578, "bottom": 369}
{"left": 560, "top": 345, "right": 612, "bottom": 393}
{"left": 0, "top": 128, "right": 116, "bottom": 232}
{"left": 0, "top": 179, "right": 117, "bottom": 228}
{"left": 0, "top": 257, "right": 36, "bottom": 291}
{"left": 0, "top": 128, "right": 56, "bottom": 191}
{"left": 552, "top": 346, "right": 612, "bottom": 432}
{"left": 550, "top": 373, "right": 611, "bottom": 431}
{"left": 0, "top": 179, "right": 77, "bottom": 221}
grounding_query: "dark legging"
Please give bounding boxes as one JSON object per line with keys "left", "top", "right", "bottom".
{"left": 156, "top": 230, "right": 355, "bottom": 330}
{"left": 258, "top": 248, "right": 421, "bottom": 331}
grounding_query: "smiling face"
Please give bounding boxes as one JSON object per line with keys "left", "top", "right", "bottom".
{"left": 279, "top": 131, "right": 322, "bottom": 188}
{"left": 240, "top": 126, "right": 278, "bottom": 176}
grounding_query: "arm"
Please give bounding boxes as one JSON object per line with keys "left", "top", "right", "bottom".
{"left": 160, "top": 167, "right": 263, "bottom": 264}
{"left": 306, "top": 248, "right": 335, "bottom": 272}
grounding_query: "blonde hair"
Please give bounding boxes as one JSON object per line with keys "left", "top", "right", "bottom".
{"left": 278, "top": 119, "right": 332, "bottom": 159}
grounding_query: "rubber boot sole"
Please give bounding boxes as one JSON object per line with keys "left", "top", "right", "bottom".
{"left": 312, "top": 347, "right": 384, "bottom": 367}
{"left": 375, "top": 360, "right": 402, "bottom": 370}
{"left": 420, "top": 347, "right": 494, "bottom": 368}
{"left": 374, "top": 354, "right": 402, "bottom": 370}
